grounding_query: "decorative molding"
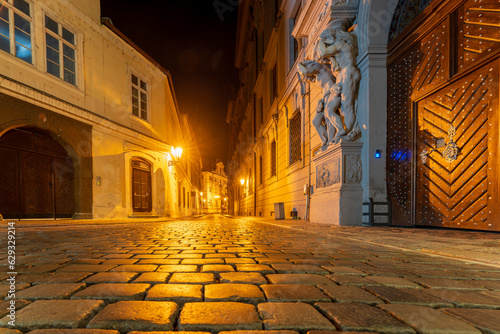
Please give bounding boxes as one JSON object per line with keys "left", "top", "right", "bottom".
{"left": 316, "top": 157, "right": 341, "bottom": 188}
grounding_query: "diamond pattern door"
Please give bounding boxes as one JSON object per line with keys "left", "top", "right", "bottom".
{"left": 416, "top": 64, "right": 499, "bottom": 230}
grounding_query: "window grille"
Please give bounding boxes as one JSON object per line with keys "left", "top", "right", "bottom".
{"left": 290, "top": 111, "right": 301, "bottom": 164}
{"left": 270, "top": 140, "right": 277, "bottom": 177}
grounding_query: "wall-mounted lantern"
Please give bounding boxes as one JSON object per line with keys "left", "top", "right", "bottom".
{"left": 168, "top": 147, "right": 183, "bottom": 166}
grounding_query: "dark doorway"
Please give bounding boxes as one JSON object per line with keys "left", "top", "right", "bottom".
{"left": 131, "top": 159, "right": 152, "bottom": 212}
{"left": 0, "top": 127, "right": 75, "bottom": 219}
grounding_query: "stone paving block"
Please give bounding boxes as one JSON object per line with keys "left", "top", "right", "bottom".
{"left": 308, "top": 332, "right": 377, "bottom": 334}
{"left": 408, "top": 277, "right": 489, "bottom": 290}
{"left": 0, "top": 300, "right": 104, "bottom": 331}
{"left": 71, "top": 283, "right": 150, "bottom": 302}
{"left": 219, "top": 272, "right": 268, "bottom": 284}
{"left": 0, "top": 284, "right": 30, "bottom": 299}
{"left": 169, "top": 273, "right": 215, "bottom": 284}
{"left": 236, "top": 264, "right": 275, "bottom": 274}
{"left": 182, "top": 259, "right": 225, "bottom": 265}
{"left": 178, "top": 302, "right": 262, "bottom": 331}
{"left": 128, "top": 332, "right": 210, "bottom": 334}
{"left": 476, "top": 280, "right": 500, "bottom": 291}
{"left": 0, "top": 329, "right": 22, "bottom": 334}
{"left": 360, "top": 268, "right": 417, "bottom": 278}
{"left": 225, "top": 258, "right": 257, "bottom": 264}
{"left": 407, "top": 269, "right": 467, "bottom": 279}
{"left": 366, "top": 286, "right": 454, "bottom": 307}
{"left": 56, "top": 265, "right": 117, "bottom": 272}
{"left": 132, "top": 254, "right": 167, "bottom": 259}
{"left": 443, "top": 308, "right": 500, "bottom": 334}
{"left": 257, "top": 259, "right": 292, "bottom": 264}
{"left": 272, "top": 264, "right": 328, "bottom": 274}
{"left": 292, "top": 260, "right": 332, "bottom": 266}
{"left": 145, "top": 284, "right": 203, "bottom": 303}
{"left": 27, "top": 330, "right": 119, "bottom": 334}
{"left": 261, "top": 284, "right": 331, "bottom": 303}
{"left": 157, "top": 265, "right": 198, "bottom": 272}
{"left": 315, "top": 302, "right": 416, "bottom": 334}
{"left": 266, "top": 274, "right": 337, "bottom": 285}
{"left": 83, "top": 272, "right": 139, "bottom": 283}
{"left": 87, "top": 301, "right": 178, "bottom": 331}
{"left": 318, "top": 285, "right": 383, "bottom": 305}
{"left": 13, "top": 283, "right": 86, "bottom": 300}
{"left": 379, "top": 304, "right": 482, "bottom": 333}
{"left": 0, "top": 300, "right": 31, "bottom": 318}
{"left": 23, "top": 264, "right": 64, "bottom": 273}
{"left": 364, "top": 276, "right": 423, "bottom": 288}
{"left": 258, "top": 302, "right": 336, "bottom": 331}
{"left": 109, "top": 265, "right": 158, "bottom": 272}
{"left": 100, "top": 259, "right": 139, "bottom": 265}
{"left": 219, "top": 331, "right": 298, "bottom": 334}
{"left": 101, "top": 254, "right": 133, "bottom": 259}
{"left": 422, "top": 289, "right": 500, "bottom": 309}
{"left": 133, "top": 272, "right": 171, "bottom": 283}
{"left": 137, "top": 259, "right": 181, "bottom": 265}
{"left": 199, "top": 264, "right": 234, "bottom": 272}
{"left": 326, "top": 274, "right": 379, "bottom": 286}
{"left": 321, "top": 266, "right": 367, "bottom": 276}
{"left": 169, "top": 254, "right": 203, "bottom": 259}
{"left": 205, "top": 284, "right": 265, "bottom": 304}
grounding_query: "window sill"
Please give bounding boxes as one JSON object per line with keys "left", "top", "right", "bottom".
{"left": 130, "top": 113, "right": 152, "bottom": 127}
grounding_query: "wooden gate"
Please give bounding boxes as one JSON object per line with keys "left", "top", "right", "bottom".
{"left": 387, "top": 0, "right": 499, "bottom": 231}
{"left": 0, "top": 128, "right": 75, "bottom": 219}
{"left": 132, "top": 159, "right": 152, "bottom": 212}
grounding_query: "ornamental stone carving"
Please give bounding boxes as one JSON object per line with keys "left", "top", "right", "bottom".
{"left": 345, "top": 154, "right": 362, "bottom": 183}
{"left": 298, "top": 18, "right": 361, "bottom": 151}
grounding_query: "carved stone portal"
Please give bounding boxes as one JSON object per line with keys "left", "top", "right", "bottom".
{"left": 298, "top": 18, "right": 361, "bottom": 151}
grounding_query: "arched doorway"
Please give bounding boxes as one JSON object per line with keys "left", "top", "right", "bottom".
{"left": 0, "top": 127, "right": 75, "bottom": 219}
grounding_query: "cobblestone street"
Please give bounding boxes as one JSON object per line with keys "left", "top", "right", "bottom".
{"left": 1, "top": 215, "right": 500, "bottom": 333}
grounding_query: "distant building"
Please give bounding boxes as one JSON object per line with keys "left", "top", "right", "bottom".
{"left": 228, "top": 0, "right": 499, "bottom": 231}
{"left": 0, "top": 0, "right": 202, "bottom": 219}
{"left": 201, "top": 162, "right": 228, "bottom": 214}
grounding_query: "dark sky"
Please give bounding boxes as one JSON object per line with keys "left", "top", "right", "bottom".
{"left": 100, "top": 0, "right": 239, "bottom": 169}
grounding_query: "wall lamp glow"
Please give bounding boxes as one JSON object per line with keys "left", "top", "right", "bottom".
{"left": 240, "top": 179, "right": 245, "bottom": 185}
{"left": 375, "top": 150, "right": 382, "bottom": 159}
{"left": 168, "top": 147, "right": 183, "bottom": 166}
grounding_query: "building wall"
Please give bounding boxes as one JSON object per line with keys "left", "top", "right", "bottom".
{"left": 0, "top": 0, "right": 201, "bottom": 219}
{"left": 202, "top": 162, "right": 228, "bottom": 214}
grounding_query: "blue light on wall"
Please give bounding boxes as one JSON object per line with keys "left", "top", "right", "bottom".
{"left": 375, "top": 150, "right": 382, "bottom": 159}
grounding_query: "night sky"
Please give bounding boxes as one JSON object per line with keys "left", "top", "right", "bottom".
{"left": 100, "top": 0, "right": 239, "bottom": 168}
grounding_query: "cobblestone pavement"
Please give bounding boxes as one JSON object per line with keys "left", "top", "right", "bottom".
{"left": 1, "top": 214, "right": 499, "bottom": 333}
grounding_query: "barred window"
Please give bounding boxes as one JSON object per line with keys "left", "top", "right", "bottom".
{"left": 270, "top": 140, "right": 277, "bottom": 177}
{"left": 289, "top": 111, "right": 301, "bottom": 164}
{"left": 0, "top": 0, "right": 33, "bottom": 64}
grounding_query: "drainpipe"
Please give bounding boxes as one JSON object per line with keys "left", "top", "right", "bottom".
{"left": 304, "top": 81, "right": 312, "bottom": 222}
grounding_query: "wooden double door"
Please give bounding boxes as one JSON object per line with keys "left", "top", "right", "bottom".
{"left": 0, "top": 128, "right": 74, "bottom": 219}
{"left": 387, "top": 0, "right": 499, "bottom": 231}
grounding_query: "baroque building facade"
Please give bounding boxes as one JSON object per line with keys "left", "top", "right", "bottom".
{"left": 201, "top": 162, "right": 228, "bottom": 214}
{"left": 227, "top": 0, "right": 499, "bottom": 231}
{"left": 0, "top": 0, "right": 202, "bottom": 219}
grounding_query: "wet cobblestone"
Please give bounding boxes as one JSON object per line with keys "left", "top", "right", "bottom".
{"left": 1, "top": 215, "right": 499, "bottom": 333}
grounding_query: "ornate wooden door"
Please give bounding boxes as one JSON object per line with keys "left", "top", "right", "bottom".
{"left": 387, "top": 0, "right": 500, "bottom": 231}
{"left": 416, "top": 65, "right": 498, "bottom": 230}
{"left": 22, "top": 151, "right": 54, "bottom": 218}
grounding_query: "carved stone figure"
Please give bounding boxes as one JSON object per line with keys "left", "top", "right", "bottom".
{"left": 298, "top": 60, "right": 344, "bottom": 149}
{"left": 317, "top": 18, "right": 361, "bottom": 141}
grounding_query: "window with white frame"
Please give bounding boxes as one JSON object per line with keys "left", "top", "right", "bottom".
{"left": 0, "top": 0, "right": 32, "bottom": 64}
{"left": 44, "top": 15, "right": 76, "bottom": 85}
{"left": 289, "top": 110, "right": 301, "bottom": 164}
{"left": 131, "top": 73, "right": 148, "bottom": 121}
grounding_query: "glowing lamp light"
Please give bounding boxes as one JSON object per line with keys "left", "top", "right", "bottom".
{"left": 375, "top": 150, "right": 382, "bottom": 159}
{"left": 168, "top": 146, "right": 183, "bottom": 166}
{"left": 240, "top": 179, "right": 245, "bottom": 185}
{"left": 200, "top": 192, "right": 203, "bottom": 196}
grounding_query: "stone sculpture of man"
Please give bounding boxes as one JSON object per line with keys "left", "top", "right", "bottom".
{"left": 317, "top": 18, "right": 361, "bottom": 141}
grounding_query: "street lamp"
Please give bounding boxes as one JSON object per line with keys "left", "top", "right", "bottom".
{"left": 240, "top": 179, "right": 245, "bottom": 185}
{"left": 168, "top": 147, "right": 183, "bottom": 166}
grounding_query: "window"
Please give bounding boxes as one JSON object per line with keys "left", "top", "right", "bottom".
{"left": 289, "top": 4, "right": 301, "bottom": 68}
{"left": 44, "top": 15, "right": 76, "bottom": 85}
{"left": 0, "top": 0, "right": 32, "bottom": 64}
{"left": 271, "top": 65, "right": 277, "bottom": 101}
{"left": 270, "top": 140, "right": 277, "bottom": 177}
{"left": 131, "top": 74, "right": 148, "bottom": 121}
{"left": 259, "top": 97, "right": 264, "bottom": 124}
{"left": 289, "top": 111, "right": 301, "bottom": 164}
{"left": 259, "top": 155, "right": 263, "bottom": 184}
